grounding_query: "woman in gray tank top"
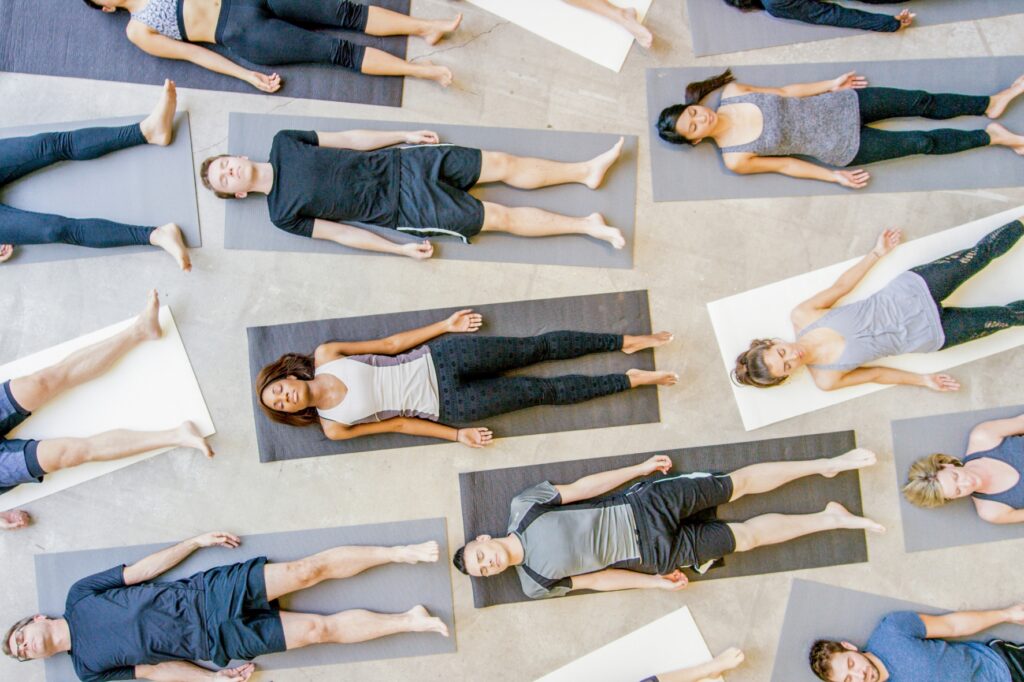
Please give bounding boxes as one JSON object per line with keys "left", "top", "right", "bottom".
{"left": 903, "top": 411, "right": 1024, "bottom": 525}
{"left": 655, "top": 68, "right": 1024, "bottom": 190}
{"left": 732, "top": 219, "right": 1024, "bottom": 392}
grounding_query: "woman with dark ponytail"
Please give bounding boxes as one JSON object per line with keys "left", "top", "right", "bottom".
{"left": 722, "top": 0, "right": 914, "bottom": 33}
{"left": 655, "top": 67, "right": 1024, "bottom": 189}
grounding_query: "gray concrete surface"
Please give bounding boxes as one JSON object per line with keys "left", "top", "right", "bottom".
{"left": 1, "top": 2, "right": 1023, "bottom": 680}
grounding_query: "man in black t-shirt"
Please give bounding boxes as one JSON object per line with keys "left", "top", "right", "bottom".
{"left": 4, "top": 532, "right": 447, "bottom": 681}
{"left": 199, "top": 129, "right": 628, "bottom": 258}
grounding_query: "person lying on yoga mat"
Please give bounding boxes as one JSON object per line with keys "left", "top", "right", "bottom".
{"left": 0, "top": 80, "right": 190, "bottom": 270}
{"left": 733, "top": 220, "right": 1024, "bottom": 392}
{"left": 563, "top": 0, "right": 653, "bottom": 48}
{"left": 255, "top": 310, "right": 676, "bottom": 447}
{"left": 200, "top": 129, "right": 629, "bottom": 256}
{"left": 904, "top": 411, "right": 1024, "bottom": 524}
{"left": 452, "top": 449, "right": 881, "bottom": 598}
{"left": 809, "top": 605, "right": 1024, "bottom": 682}
{"left": 722, "top": 0, "right": 915, "bottom": 33}
{"left": 655, "top": 69, "right": 1024, "bottom": 189}
{"left": 640, "top": 647, "right": 746, "bottom": 682}
{"left": 0, "top": 290, "right": 212, "bottom": 532}
{"left": 83, "top": 0, "right": 460, "bottom": 92}
{"left": 2, "top": 533, "right": 447, "bottom": 681}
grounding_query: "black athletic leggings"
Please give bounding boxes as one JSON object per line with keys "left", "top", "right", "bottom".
{"left": 216, "top": 0, "right": 371, "bottom": 70}
{"left": 909, "top": 220, "right": 1024, "bottom": 349}
{"left": 0, "top": 125, "right": 155, "bottom": 249}
{"left": 428, "top": 332, "right": 633, "bottom": 424}
{"left": 847, "top": 87, "right": 991, "bottom": 166}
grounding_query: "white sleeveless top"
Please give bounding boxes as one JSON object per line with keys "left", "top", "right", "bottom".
{"left": 315, "top": 347, "right": 440, "bottom": 426}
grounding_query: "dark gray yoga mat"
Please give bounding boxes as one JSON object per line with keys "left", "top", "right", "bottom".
{"left": 771, "top": 579, "right": 1024, "bottom": 681}
{"left": 0, "top": 0, "right": 408, "bottom": 107}
{"left": 647, "top": 57, "right": 1024, "bottom": 203}
{"left": 686, "top": 0, "right": 1023, "bottom": 57}
{"left": 224, "top": 112, "right": 637, "bottom": 268}
{"left": 458, "top": 430, "right": 865, "bottom": 608}
{"left": 892, "top": 403, "right": 1024, "bottom": 554}
{"left": 0, "top": 113, "right": 200, "bottom": 265}
{"left": 35, "top": 518, "right": 455, "bottom": 680}
{"left": 247, "top": 290, "right": 659, "bottom": 463}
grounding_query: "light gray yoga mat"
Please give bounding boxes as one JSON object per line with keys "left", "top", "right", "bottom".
{"left": 686, "top": 0, "right": 1023, "bottom": 57}
{"left": 892, "top": 403, "right": 1024, "bottom": 553}
{"left": 0, "top": 113, "right": 200, "bottom": 265}
{"left": 224, "top": 112, "right": 637, "bottom": 269}
{"left": 34, "top": 518, "right": 455, "bottom": 680}
{"left": 459, "top": 430, "right": 865, "bottom": 608}
{"left": 771, "top": 579, "right": 1024, "bottom": 681}
{"left": 247, "top": 291, "right": 659, "bottom": 462}
{"left": 647, "top": 57, "right": 1024, "bottom": 203}
{"left": 0, "top": 0, "right": 408, "bottom": 107}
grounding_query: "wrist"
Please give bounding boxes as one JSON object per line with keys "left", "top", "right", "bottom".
{"left": 452, "top": 427, "right": 461, "bottom": 442}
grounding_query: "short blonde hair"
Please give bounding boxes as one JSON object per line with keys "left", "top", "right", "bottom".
{"left": 902, "top": 453, "right": 963, "bottom": 508}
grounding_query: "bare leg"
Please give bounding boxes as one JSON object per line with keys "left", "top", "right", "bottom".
{"left": 281, "top": 605, "right": 448, "bottom": 650}
{"left": 148, "top": 223, "right": 191, "bottom": 272}
{"left": 478, "top": 138, "right": 623, "bottom": 190}
{"left": 622, "top": 332, "right": 673, "bottom": 354}
{"left": 138, "top": 80, "right": 177, "bottom": 147}
{"left": 0, "top": 509, "right": 31, "bottom": 531}
{"left": 987, "top": 75, "right": 1024, "bottom": 119}
{"left": 364, "top": 6, "right": 462, "bottom": 46}
{"left": 35, "top": 421, "right": 213, "bottom": 473}
{"left": 264, "top": 542, "right": 439, "bottom": 601}
{"left": 729, "top": 502, "right": 885, "bottom": 553}
{"left": 728, "top": 448, "right": 877, "bottom": 502}
{"left": 626, "top": 368, "right": 678, "bottom": 387}
{"left": 562, "top": 0, "right": 653, "bottom": 48}
{"left": 360, "top": 48, "right": 453, "bottom": 87}
{"left": 986, "top": 123, "right": 1024, "bottom": 156}
{"left": 480, "top": 203, "right": 625, "bottom": 249}
{"left": 8, "top": 290, "right": 161, "bottom": 412}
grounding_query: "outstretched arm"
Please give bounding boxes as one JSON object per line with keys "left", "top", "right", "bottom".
{"left": 314, "top": 309, "right": 482, "bottom": 359}
{"left": 321, "top": 417, "right": 492, "bottom": 448}
{"left": 812, "top": 366, "right": 960, "bottom": 392}
{"left": 311, "top": 219, "right": 434, "bottom": 260}
{"left": 570, "top": 568, "right": 688, "bottom": 593}
{"left": 723, "top": 154, "right": 870, "bottom": 189}
{"left": 655, "top": 648, "right": 745, "bottom": 682}
{"left": 726, "top": 71, "right": 866, "bottom": 99}
{"left": 556, "top": 455, "right": 671, "bottom": 504}
{"left": 136, "top": 662, "right": 255, "bottom": 681}
{"left": 920, "top": 604, "right": 1024, "bottom": 639}
{"left": 123, "top": 532, "right": 240, "bottom": 586}
{"left": 315, "top": 130, "right": 439, "bottom": 151}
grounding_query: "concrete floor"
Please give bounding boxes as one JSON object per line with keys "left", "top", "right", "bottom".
{"left": 2, "top": 2, "right": 1024, "bottom": 680}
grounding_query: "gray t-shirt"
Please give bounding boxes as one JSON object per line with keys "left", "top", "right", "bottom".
{"left": 509, "top": 482, "right": 640, "bottom": 599}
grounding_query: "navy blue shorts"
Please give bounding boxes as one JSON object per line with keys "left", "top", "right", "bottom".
{"left": 0, "top": 381, "right": 42, "bottom": 493}
{"left": 203, "top": 557, "right": 287, "bottom": 666}
{"left": 395, "top": 145, "right": 485, "bottom": 243}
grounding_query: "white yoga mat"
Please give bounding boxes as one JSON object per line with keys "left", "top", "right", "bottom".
{"left": 0, "top": 307, "right": 215, "bottom": 510}
{"left": 708, "top": 205, "right": 1024, "bottom": 431}
{"left": 467, "top": 0, "right": 651, "bottom": 72}
{"left": 535, "top": 607, "right": 720, "bottom": 682}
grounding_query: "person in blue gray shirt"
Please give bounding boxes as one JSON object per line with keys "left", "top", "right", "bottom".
{"left": 723, "top": 0, "right": 914, "bottom": 33}
{"left": 810, "top": 606, "right": 1024, "bottom": 682}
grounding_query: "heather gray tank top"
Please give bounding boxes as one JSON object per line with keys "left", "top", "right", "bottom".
{"left": 719, "top": 90, "right": 861, "bottom": 167}
{"left": 967, "top": 436, "right": 1024, "bottom": 510}
{"left": 798, "top": 272, "right": 945, "bottom": 371}
{"left": 132, "top": 0, "right": 185, "bottom": 41}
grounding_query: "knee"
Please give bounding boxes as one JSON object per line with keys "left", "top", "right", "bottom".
{"left": 729, "top": 523, "right": 756, "bottom": 553}
{"left": 484, "top": 152, "right": 511, "bottom": 179}
{"left": 27, "top": 367, "right": 68, "bottom": 400}
{"left": 482, "top": 203, "right": 511, "bottom": 231}
{"left": 299, "top": 616, "right": 332, "bottom": 646}
{"left": 46, "top": 438, "right": 91, "bottom": 470}
{"left": 289, "top": 558, "right": 327, "bottom": 586}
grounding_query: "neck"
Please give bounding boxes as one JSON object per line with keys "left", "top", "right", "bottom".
{"left": 52, "top": 619, "right": 72, "bottom": 654}
{"left": 709, "top": 109, "right": 730, "bottom": 141}
{"left": 865, "top": 652, "right": 889, "bottom": 682}
{"left": 251, "top": 162, "right": 275, "bottom": 195}
{"left": 308, "top": 375, "right": 333, "bottom": 409}
{"left": 964, "top": 459, "right": 1000, "bottom": 493}
{"left": 500, "top": 535, "right": 525, "bottom": 567}
{"left": 120, "top": 0, "right": 144, "bottom": 12}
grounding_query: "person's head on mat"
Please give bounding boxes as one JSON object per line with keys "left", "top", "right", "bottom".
{"left": 732, "top": 337, "right": 802, "bottom": 388}
{"left": 256, "top": 352, "right": 318, "bottom": 425}
{"left": 200, "top": 154, "right": 256, "bottom": 199}
{"left": 809, "top": 640, "right": 882, "bottom": 682}
{"left": 656, "top": 69, "right": 735, "bottom": 146}
{"left": 80, "top": 0, "right": 119, "bottom": 12}
{"left": 903, "top": 453, "right": 973, "bottom": 507}
{"left": 4, "top": 614, "right": 58, "bottom": 661}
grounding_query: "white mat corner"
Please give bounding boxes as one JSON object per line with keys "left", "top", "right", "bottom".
{"left": 709, "top": 205, "right": 1024, "bottom": 431}
{"left": 1, "top": 306, "right": 214, "bottom": 511}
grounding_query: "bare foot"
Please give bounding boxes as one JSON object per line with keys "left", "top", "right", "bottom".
{"left": 823, "top": 448, "right": 877, "bottom": 478}
{"left": 149, "top": 223, "right": 191, "bottom": 272}
{"left": 135, "top": 289, "right": 163, "bottom": 341}
{"left": 394, "top": 541, "right": 440, "bottom": 564}
{"left": 0, "top": 509, "right": 31, "bottom": 530}
{"left": 179, "top": 421, "right": 214, "bottom": 459}
{"left": 405, "top": 606, "right": 449, "bottom": 637}
{"left": 423, "top": 14, "right": 462, "bottom": 46}
{"left": 622, "top": 332, "right": 674, "bottom": 354}
{"left": 987, "top": 74, "right": 1024, "bottom": 119}
{"left": 987, "top": 123, "right": 1024, "bottom": 156}
{"left": 584, "top": 213, "right": 625, "bottom": 249}
{"left": 420, "top": 61, "right": 453, "bottom": 88}
{"left": 824, "top": 501, "right": 885, "bottom": 534}
{"left": 621, "top": 8, "right": 653, "bottom": 49}
{"left": 139, "top": 79, "right": 177, "bottom": 146}
{"left": 584, "top": 137, "right": 624, "bottom": 189}
{"left": 627, "top": 368, "right": 679, "bottom": 387}
{"left": 711, "top": 647, "right": 746, "bottom": 674}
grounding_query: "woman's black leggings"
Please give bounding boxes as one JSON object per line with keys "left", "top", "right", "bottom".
{"left": 0, "top": 124, "right": 155, "bottom": 249}
{"left": 847, "top": 87, "right": 992, "bottom": 166}
{"left": 428, "top": 332, "right": 632, "bottom": 424}
{"left": 909, "top": 220, "right": 1024, "bottom": 349}
{"left": 216, "top": 0, "right": 371, "bottom": 70}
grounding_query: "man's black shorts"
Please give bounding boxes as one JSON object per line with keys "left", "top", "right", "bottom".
{"left": 626, "top": 472, "right": 736, "bottom": 574}
{"left": 395, "top": 145, "right": 485, "bottom": 242}
{"left": 203, "top": 556, "right": 287, "bottom": 666}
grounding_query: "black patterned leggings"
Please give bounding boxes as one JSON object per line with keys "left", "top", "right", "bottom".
{"left": 909, "top": 220, "right": 1024, "bottom": 349}
{"left": 428, "top": 332, "right": 632, "bottom": 424}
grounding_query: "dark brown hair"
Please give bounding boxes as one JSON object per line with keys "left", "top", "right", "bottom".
{"left": 722, "top": 0, "right": 765, "bottom": 10}
{"left": 809, "top": 640, "right": 847, "bottom": 681}
{"left": 656, "top": 69, "right": 736, "bottom": 145}
{"left": 3, "top": 616, "right": 37, "bottom": 661}
{"left": 199, "top": 155, "right": 235, "bottom": 199}
{"left": 256, "top": 353, "right": 317, "bottom": 427}
{"left": 732, "top": 338, "right": 787, "bottom": 388}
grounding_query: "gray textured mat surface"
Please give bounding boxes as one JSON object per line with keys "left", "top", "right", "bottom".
{"left": 247, "top": 291, "right": 659, "bottom": 462}
{"left": 892, "top": 403, "right": 1024, "bottom": 553}
{"left": 0, "top": 113, "right": 200, "bottom": 265}
{"left": 647, "top": 57, "right": 1024, "bottom": 202}
{"left": 35, "top": 518, "right": 455, "bottom": 680}
{"left": 224, "top": 113, "right": 637, "bottom": 268}
{"left": 772, "top": 579, "right": 1024, "bottom": 681}
{"left": 686, "top": 0, "right": 1023, "bottom": 57}
{"left": 0, "top": 0, "right": 408, "bottom": 107}
{"left": 459, "top": 430, "right": 865, "bottom": 608}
